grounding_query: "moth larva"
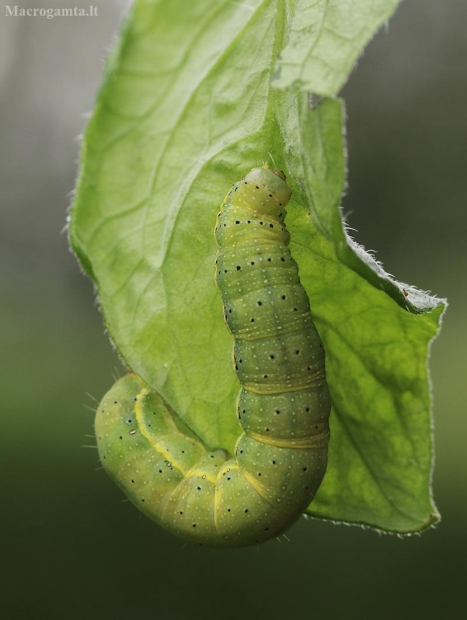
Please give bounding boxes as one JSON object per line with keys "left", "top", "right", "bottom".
{"left": 96, "top": 166, "right": 331, "bottom": 547}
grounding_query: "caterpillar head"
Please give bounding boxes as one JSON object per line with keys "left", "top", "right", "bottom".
{"left": 234, "top": 167, "right": 292, "bottom": 216}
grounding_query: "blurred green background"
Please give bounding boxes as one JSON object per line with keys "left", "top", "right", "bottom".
{"left": 1, "top": 1, "right": 465, "bottom": 618}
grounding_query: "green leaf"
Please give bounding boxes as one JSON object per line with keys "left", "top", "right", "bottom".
{"left": 70, "top": 0, "right": 444, "bottom": 534}
{"left": 272, "top": 0, "right": 403, "bottom": 96}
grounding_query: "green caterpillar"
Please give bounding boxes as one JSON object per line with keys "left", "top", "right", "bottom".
{"left": 95, "top": 166, "right": 331, "bottom": 547}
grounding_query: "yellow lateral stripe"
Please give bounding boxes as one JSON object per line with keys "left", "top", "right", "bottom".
{"left": 134, "top": 388, "right": 186, "bottom": 476}
{"left": 181, "top": 464, "right": 218, "bottom": 486}
{"left": 213, "top": 464, "right": 276, "bottom": 533}
{"left": 246, "top": 430, "right": 328, "bottom": 450}
{"left": 216, "top": 462, "right": 240, "bottom": 478}
{"left": 137, "top": 387, "right": 207, "bottom": 453}
{"left": 242, "top": 469, "right": 277, "bottom": 508}
{"left": 244, "top": 380, "right": 327, "bottom": 395}
{"left": 138, "top": 387, "right": 179, "bottom": 433}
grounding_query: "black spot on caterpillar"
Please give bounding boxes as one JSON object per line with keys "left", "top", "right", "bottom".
{"left": 95, "top": 166, "right": 331, "bottom": 547}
